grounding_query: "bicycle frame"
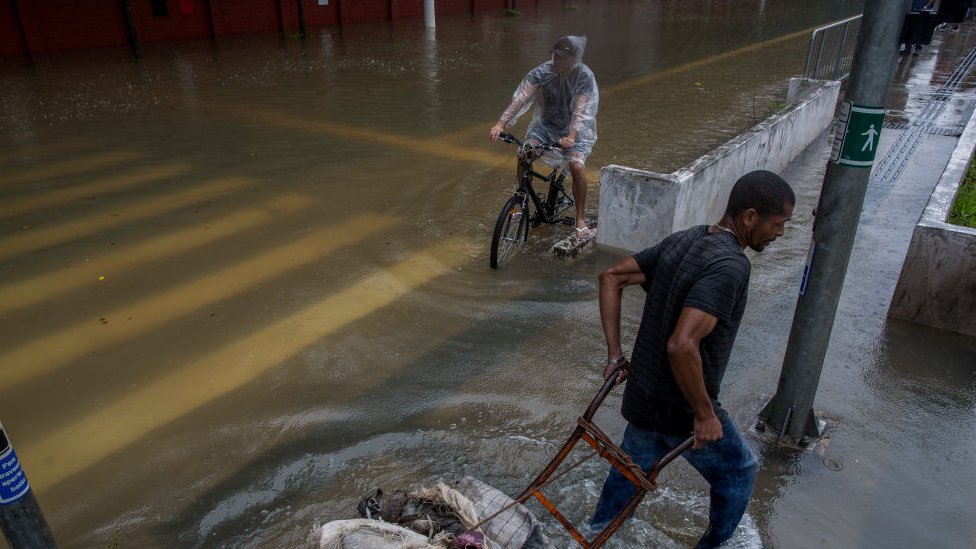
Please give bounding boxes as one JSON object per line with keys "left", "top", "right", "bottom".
{"left": 512, "top": 143, "right": 572, "bottom": 226}
{"left": 488, "top": 132, "right": 574, "bottom": 269}
{"left": 517, "top": 168, "right": 553, "bottom": 222}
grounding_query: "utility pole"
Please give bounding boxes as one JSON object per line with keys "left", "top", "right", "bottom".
{"left": 424, "top": 0, "right": 435, "bottom": 28}
{"left": 120, "top": 0, "right": 141, "bottom": 58}
{"left": 758, "top": 0, "right": 910, "bottom": 443}
{"left": 295, "top": 0, "right": 306, "bottom": 38}
{"left": 0, "top": 422, "right": 58, "bottom": 549}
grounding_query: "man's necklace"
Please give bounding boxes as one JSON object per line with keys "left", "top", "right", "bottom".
{"left": 714, "top": 224, "right": 737, "bottom": 237}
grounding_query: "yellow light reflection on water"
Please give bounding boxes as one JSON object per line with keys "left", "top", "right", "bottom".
{"left": 0, "top": 177, "right": 252, "bottom": 261}
{"left": 0, "top": 214, "right": 396, "bottom": 391}
{"left": 0, "top": 194, "right": 308, "bottom": 316}
{"left": 23, "top": 239, "right": 468, "bottom": 489}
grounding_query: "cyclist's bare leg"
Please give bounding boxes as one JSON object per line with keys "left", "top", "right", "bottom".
{"left": 569, "top": 160, "right": 589, "bottom": 231}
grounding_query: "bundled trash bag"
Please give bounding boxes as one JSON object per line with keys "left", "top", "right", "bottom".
{"left": 454, "top": 477, "right": 550, "bottom": 549}
{"left": 320, "top": 483, "right": 483, "bottom": 549}
{"left": 356, "top": 485, "right": 474, "bottom": 539}
{"left": 319, "top": 519, "right": 442, "bottom": 549}
{"left": 317, "top": 478, "right": 551, "bottom": 549}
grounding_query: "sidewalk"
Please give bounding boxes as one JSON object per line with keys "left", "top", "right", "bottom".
{"left": 740, "top": 24, "right": 976, "bottom": 547}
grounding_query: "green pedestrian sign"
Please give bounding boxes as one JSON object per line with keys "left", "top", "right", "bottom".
{"left": 830, "top": 101, "right": 886, "bottom": 168}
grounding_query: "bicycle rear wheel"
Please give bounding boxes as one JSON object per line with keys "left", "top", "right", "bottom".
{"left": 490, "top": 195, "right": 528, "bottom": 269}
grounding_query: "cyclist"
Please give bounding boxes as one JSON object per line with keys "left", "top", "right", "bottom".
{"left": 489, "top": 35, "right": 599, "bottom": 237}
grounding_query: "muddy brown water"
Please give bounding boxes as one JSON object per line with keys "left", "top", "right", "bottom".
{"left": 2, "top": 1, "right": 974, "bottom": 548}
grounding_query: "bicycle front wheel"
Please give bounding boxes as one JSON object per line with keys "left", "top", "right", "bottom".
{"left": 490, "top": 195, "right": 528, "bottom": 269}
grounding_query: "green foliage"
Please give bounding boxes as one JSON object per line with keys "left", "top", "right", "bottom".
{"left": 948, "top": 156, "right": 976, "bottom": 228}
{"left": 504, "top": 9, "right": 522, "bottom": 16}
{"left": 566, "top": 4, "right": 581, "bottom": 11}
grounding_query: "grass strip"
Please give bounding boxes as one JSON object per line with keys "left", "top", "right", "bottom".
{"left": 948, "top": 154, "right": 976, "bottom": 228}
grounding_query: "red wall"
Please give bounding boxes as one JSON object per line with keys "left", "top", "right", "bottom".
{"left": 132, "top": 0, "right": 211, "bottom": 43}
{"left": 437, "top": 0, "right": 473, "bottom": 16}
{"left": 393, "top": 0, "right": 425, "bottom": 19}
{"left": 301, "top": 0, "right": 341, "bottom": 28}
{"left": 14, "top": 0, "right": 129, "bottom": 53}
{"left": 211, "top": 0, "right": 281, "bottom": 35}
{"left": 0, "top": 0, "right": 526, "bottom": 56}
{"left": 1, "top": 0, "right": 25, "bottom": 56}
{"left": 473, "top": 0, "right": 508, "bottom": 12}
{"left": 339, "top": 0, "right": 391, "bottom": 24}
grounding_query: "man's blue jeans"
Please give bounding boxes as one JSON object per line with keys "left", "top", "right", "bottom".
{"left": 590, "top": 415, "right": 758, "bottom": 548}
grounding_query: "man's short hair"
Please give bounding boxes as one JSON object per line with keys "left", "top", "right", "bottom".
{"left": 725, "top": 170, "right": 795, "bottom": 217}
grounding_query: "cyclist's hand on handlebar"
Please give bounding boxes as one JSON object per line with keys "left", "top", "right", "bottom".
{"left": 489, "top": 124, "right": 505, "bottom": 142}
{"left": 558, "top": 136, "right": 576, "bottom": 149}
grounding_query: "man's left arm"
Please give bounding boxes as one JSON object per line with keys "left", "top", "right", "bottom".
{"left": 559, "top": 93, "right": 592, "bottom": 148}
{"left": 560, "top": 69, "right": 597, "bottom": 148}
{"left": 667, "top": 307, "right": 721, "bottom": 449}
{"left": 671, "top": 254, "right": 749, "bottom": 448}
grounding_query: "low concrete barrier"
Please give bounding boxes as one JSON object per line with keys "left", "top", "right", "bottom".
{"left": 889, "top": 109, "right": 976, "bottom": 337}
{"left": 597, "top": 78, "right": 840, "bottom": 252}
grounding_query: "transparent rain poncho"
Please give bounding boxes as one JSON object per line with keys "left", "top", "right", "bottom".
{"left": 498, "top": 35, "right": 599, "bottom": 167}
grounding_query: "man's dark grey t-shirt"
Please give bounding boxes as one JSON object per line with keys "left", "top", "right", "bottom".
{"left": 621, "top": 225, "right": 751, "bottom": 435}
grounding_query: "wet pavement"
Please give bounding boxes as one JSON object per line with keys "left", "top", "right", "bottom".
{"left": 1, "top": 1, "right": 975, "bottom": 548}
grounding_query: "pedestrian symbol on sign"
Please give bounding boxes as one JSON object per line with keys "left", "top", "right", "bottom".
{"left": 860, "top": 124, "right": 878, "bottom": 152}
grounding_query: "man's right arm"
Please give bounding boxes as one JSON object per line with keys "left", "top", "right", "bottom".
{"left": 490, "top": 81, "right": 537, "bottom": 141}
{"left": 598, "top": 256, "right": 646, "bottom": 383}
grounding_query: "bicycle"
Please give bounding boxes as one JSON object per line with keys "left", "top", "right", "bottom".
{"left": 489, "top": 132, "right": 576, "bottom": 269}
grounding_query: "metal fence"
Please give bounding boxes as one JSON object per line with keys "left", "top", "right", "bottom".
{"left": 803, "top": 15, "right": 863, "bottom": 81}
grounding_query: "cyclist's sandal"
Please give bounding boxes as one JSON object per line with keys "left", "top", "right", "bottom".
{"left": 575, "top": 226, "right": 597, "bottom": 238}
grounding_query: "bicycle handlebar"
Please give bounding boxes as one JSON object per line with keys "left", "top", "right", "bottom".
{"left": 498, "top": 131, "right": 520, "bottom": 145}
{"left": 498, "top": 131, "right": 557, "bottom": 153}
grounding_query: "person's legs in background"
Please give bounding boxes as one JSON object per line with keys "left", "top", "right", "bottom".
{"left": 568, "top": 159, "right": 590, "bottom": 233}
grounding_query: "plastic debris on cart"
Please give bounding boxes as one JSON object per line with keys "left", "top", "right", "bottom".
{"left": 317, "top": 477, "right": 551, "bottom": 549}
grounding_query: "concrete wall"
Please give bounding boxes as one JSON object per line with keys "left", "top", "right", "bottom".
{"left": 889, "top": 108, "right": 976, "bottom": 337}
{"left": 597, "top": 78, "right": 840, "bottom": 252}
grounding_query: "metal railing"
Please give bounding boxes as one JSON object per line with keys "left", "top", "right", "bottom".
{"left": 803, "top": 15, "right": 863, "bottom": 81}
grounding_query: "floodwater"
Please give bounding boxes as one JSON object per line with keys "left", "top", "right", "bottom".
{"left": 2, "top": 0, "right": 973, "bottom": 548}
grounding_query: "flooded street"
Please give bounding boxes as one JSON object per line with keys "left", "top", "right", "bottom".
{"left": 2, "top": 1, "right": 974, "bottom": 547}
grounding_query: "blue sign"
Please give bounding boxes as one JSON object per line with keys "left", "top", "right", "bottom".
{"left": 1, "top": 426, "right": 30, "bottom": 504}
{"left": 799, "top": 240, "right": 816, "bottom": 297}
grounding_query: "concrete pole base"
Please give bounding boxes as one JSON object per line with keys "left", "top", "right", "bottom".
{"left": 756, "top": 397, "right": 826, "bottom": 447}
